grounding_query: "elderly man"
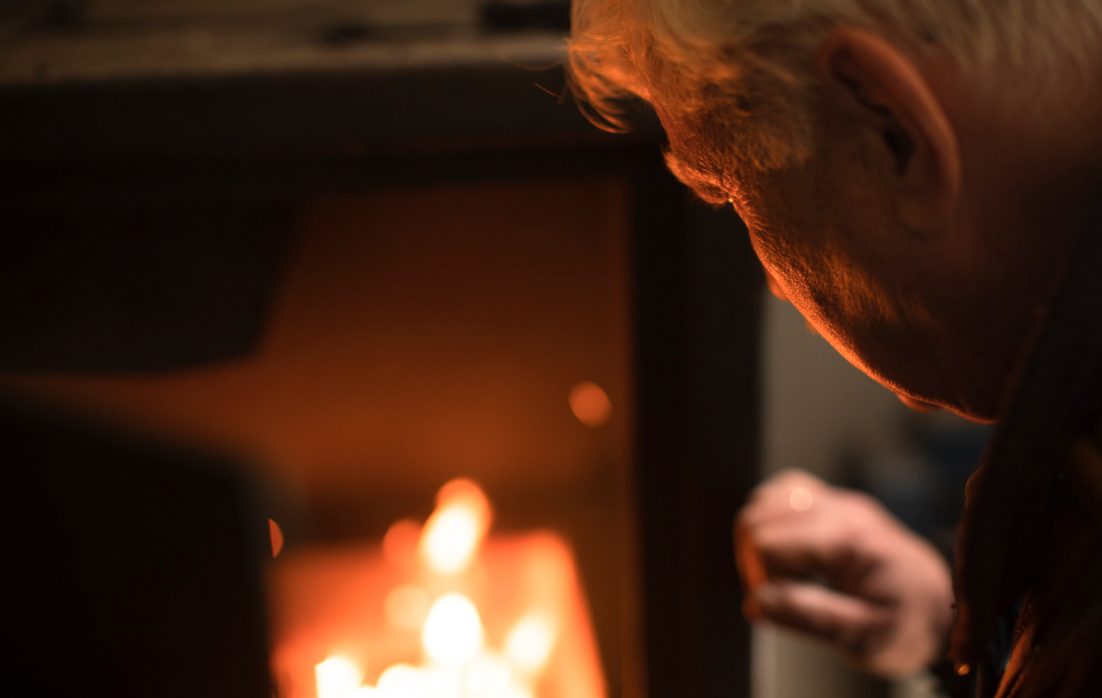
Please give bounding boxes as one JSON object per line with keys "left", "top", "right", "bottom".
{"left": 568, "top": 2, "right": 1102, "bottom": 696}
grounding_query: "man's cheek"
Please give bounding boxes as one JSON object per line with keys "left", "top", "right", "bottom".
{"left": 763, "top": 269, "right": 789, "bottom": 301}
{"left": 747, "top": 235, "right": 798, "bottom": 298}
{"left": 896, "top": 394, "right": 940, "bottom": 412}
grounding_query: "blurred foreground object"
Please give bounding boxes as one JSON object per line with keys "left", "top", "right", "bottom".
{"left": 0, "top": 392, "right": 272, "bottom": 697}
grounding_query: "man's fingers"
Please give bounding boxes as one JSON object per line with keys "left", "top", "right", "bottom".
{"left": 734, "top": 511, "right": 771, "bottom": 588}
{"left": 749, "top": 580, "right": 892, "bottom": 657}
{"left": 738, "top": 470, "right": 825, "bottom": 528}
{"left": 734, "top": 473, "right": 833, "bottom": 588}
{"left": 737, "top": 514, "right": 863, "bottom": 585}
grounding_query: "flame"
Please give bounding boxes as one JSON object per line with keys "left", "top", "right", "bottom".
{"left": 315, "top": 655, "right": 362, "bottom": 698}
{"left": 306, "top": 478, "right": 602, "bottom": 698}
{"left": 504, "top": 613, "right": 557, "bottom": 676}
{"left": 418, "top": 479, "right": 492, "bottom": 575}
{"left": 383, "top": 518, "right": 421, "bottom": 567}
{"left": 384, "top": 584, "right": 431, "bottom": 631}
{"left": 421, "top": 593, "right": 485, "bottom": 667}
{"left": 464, "top": 653, "right": 513, "bottom": 695}
{"left": 376, "top": 663, "right": 425, "bottom": 697}
{"left": 501, "top": 685, "right": 535, "bottom": 698}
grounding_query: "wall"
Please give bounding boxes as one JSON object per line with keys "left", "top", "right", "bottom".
{"left": 756, "top": 296, "right": 946, "bottom": 698}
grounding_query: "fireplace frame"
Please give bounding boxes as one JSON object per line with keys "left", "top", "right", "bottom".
{"left": 0, "top": 21, "right": 761, "bottom": 697}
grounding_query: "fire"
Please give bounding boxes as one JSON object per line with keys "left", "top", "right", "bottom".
{"left": 307, "top": 479, "right": 587, "bottom": 698}
{"left": 418, "top": 478, "right": 491, "bottom": 575}
{"left": 504, "top": 613, "right": 557, "bottom": 676}
{"left": 464, "top": 654, "right": 514, "bottom": 695}
{"left": 375, "top": 663, "right": 424, "bottom": 696}
{"left": 383, "top": 585, "right": 430, "bottom": 632}
{"left": 421, "top": 593, "right": 485, "bottom": 667}
{"left": 382, "top": 518, "right": 421, "bottom": 567}
{"left": 315, "top": 656, "right": 362, "bottom": 698}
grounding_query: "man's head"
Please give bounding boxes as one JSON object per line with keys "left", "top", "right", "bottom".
{"left": 570, "top": 0, "right": 1102, "bottom": 421}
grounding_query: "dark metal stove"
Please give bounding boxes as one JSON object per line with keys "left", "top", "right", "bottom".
{"left": 0, "top": 3, "right": 761, "bottom": 696}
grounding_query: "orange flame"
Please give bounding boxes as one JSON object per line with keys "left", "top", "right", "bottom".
{"left": 421, "top": 592, "right": 485, "bottom": 667}
{"left": 315, "top": 655, "right": 361, "bottom": 698}
{"left": 418, "top": 479, "right": 492, "bottom": 575}
{"left": 306, "top": 478, "right": 603, "bottom": 698}
{"left": 505, "top": 613, "right": 558, "bottom": 676}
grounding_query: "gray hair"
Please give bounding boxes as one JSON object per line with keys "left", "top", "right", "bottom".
{"left": 568, "top": 0, "right": 1102, "bottom": 200}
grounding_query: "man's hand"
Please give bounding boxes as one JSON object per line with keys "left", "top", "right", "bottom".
{"left": 734, "top": 470, "right": 953, "bottom": 677}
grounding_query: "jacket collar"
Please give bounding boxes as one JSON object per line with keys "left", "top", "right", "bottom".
{"left": 950, "top": 206, "right": 1102, "bottom": 668}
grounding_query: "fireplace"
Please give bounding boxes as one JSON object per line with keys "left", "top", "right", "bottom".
{"left": 0, "top": 2, "right": 762, "bottom": 696}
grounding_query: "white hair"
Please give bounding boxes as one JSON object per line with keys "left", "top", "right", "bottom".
{"left": 568, "top": 0, "right": 1102, "bottom": 199}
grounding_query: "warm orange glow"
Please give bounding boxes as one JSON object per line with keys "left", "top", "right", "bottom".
{"left": 419, "top": 479, "right": 491, "bottom": 575}
{"left": 384, "top": 584, "right": 431, "bottom": 631}
{"left": 315, "top": 655, "right": 362, "bottom": 698}
{"left": 376, "top": 663, "right": 424, "bottom": 696}
{"left": 274, "top": 478, "right": 607, "bottom": 698}
{"left": 421, "top": 593, "right": 485, "bottom": 667}
{"left": 382, "top": 518, "right": 421, "bottom": 567}
{"left": 269, "top": 518, "right": 285, "bottom": 558}
{"left": 464, "top": 653, "right": 514, "bottom": 695}
{"left": 567, "top": 381, "right": 612, "bottom": 427}
{"left": 504, "top": 613, "right": 557, "bottom": 676}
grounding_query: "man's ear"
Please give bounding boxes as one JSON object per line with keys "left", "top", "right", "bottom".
{"left": 815, "top": 28, "right": 961, "bottom": 235}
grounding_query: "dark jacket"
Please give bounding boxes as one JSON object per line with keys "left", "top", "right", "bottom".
{"left": 948, "top": 210, "right": 1102, "bottom": 697}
